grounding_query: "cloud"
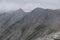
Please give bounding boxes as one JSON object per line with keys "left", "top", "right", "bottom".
{"left": 0, "top": 3, "right": 42, "bottom": 12}
{"left": 0, "top": 3, "right": 20, "bottom": 11}
{"left": 0, "top": 0, "right": 60, "bottom": 12}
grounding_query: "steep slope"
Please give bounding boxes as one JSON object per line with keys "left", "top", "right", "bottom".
{"left": 1, "top": 8, "right": 60, "bottom": 40}
{"left": 0, "top": 9, "right": 27, "bottom": 40}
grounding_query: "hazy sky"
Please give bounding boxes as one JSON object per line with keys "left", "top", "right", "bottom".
{"left": 0, "top": 0, "right": 60, "bottom": 11}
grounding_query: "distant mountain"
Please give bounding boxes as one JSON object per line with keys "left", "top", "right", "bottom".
{"left": 1, "top": 8, "right": 60, "bottom": 40}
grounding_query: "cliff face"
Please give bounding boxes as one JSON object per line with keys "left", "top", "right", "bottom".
{"left": 0, "top": 8, "right": 60, "bottom": 40}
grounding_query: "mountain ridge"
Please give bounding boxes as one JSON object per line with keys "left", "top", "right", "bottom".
{"left": 0, "top": 7, "right": 60, "bottom": 40}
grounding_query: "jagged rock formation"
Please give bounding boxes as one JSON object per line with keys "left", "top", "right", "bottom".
{"left": 0, "top": 8, "right": 60, "bottom": 40}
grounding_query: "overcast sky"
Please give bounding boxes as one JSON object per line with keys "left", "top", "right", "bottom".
{"left": 0, "top": 0, "right": 60, "bottom": 11}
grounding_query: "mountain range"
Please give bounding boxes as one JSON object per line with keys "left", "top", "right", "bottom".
{"left": 0, "top": 7, "right": 60, "bottom": 40}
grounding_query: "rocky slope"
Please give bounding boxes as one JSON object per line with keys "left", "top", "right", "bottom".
{"left": 0, "top": 8, "right": 60, "bottom": 40}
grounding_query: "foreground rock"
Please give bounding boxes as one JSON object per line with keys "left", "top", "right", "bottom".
{"left": 36, "top": 31, "right": 60, "bottom": 40}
